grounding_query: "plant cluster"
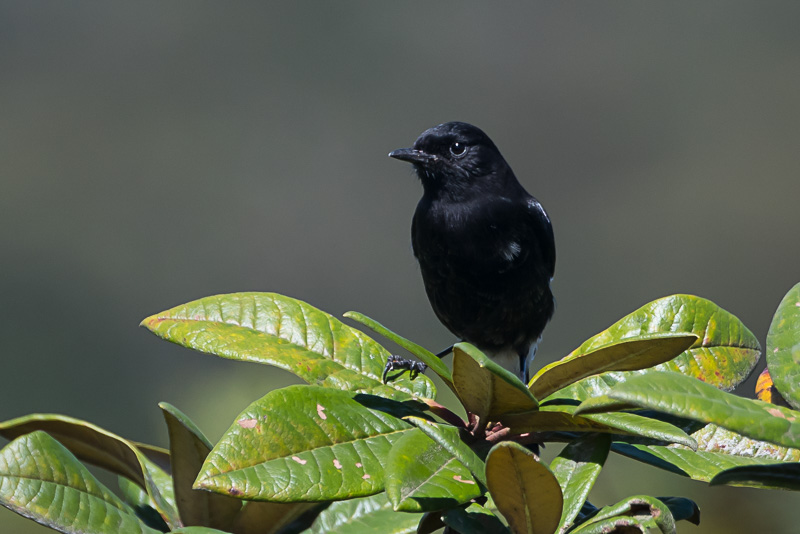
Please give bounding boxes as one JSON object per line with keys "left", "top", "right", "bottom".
{"left": 2, "top": 283, "right": 800, "bottom": 534}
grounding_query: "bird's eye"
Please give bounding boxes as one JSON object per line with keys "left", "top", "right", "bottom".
{"left": 449, "top": 142, "right": 467, "bottom": 157}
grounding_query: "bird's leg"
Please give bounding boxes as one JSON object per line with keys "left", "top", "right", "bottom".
{"left": 382, "top": 354, "right": 428, "bottom": 383}
{"left": 435, "top": 345, "right": 454, "bottom": 359}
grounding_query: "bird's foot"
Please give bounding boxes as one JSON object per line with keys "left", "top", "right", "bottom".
{"left": 382, "top": 355, "right": 428, "bottom": 383}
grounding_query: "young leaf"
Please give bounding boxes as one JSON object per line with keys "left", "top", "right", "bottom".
{"left": 452, "top": 342, "right": 538, "bottom": 422}
{"left": 195, "top": 385, "right": 419, "bottom": 501}
{"left": 550, "top": 295, "right": 760, "bottom": 401}
{"left": 160, "top": 403, "right": 242, "bottom": 529}
{"left": 142, "top": 292, "right": 435, "bottom": 401}
{"left": 576, "top": 372, "right": 800, "bottom": 449}
{"left": 766, "top": 282, "right": 800, "bottom": 410}
{"left": 385, "top": 428, "right": 480, "bottom": 512}
{"left": 486, "top": 441, "right": 563, "bottom": 534}
{"left": 344, "top": 310, "right": 455, "bottom": 390}
{"left": 0, "top": 431, "right": 162, "bottom": 534}
{"left": 529, "top": 333, "right": 697, "bottom": 400}
{"left": 551, "top": 434, "right": 611, "bottom": 534}
{"left": 299, "top": 493, "right": 421, "bottom": 534}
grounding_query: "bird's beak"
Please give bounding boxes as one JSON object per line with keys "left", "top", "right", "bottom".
{"left": 388, "top": 148, "right": 436, "bottom": 165}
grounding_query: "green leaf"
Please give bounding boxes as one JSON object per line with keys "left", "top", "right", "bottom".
{"left": 611, "top": 421, "right": 800, "bottom": 485}
{"left": 142, "top": 292, "right": 435, "bottom": 401}
{"left": 452, "top": 343, "right": 538, "bottom": 422}
{"left": 160, "top": 403, "right": 242, "bottom": 529}
{"left": 576, "top": 372, "right": 800, "bottom": 449}
{"left": 300, "top": 493, "right": 421, "bottom": 534}
{"left": 486, "top": 441, "right": 563, "bottom": 534}
{"left": 344, "top": 311, "right": 454, "bottom": 391}
{"left": 550, "top": 295, "right": 761, "bottom": 401}
{"left": 0, "top": 413, "right": 179, "bottom": 528}
{"left": 710, "top": 462, "right": 800, "bottom": 490}
{"left": 0, "top": 431, "right": 161, "bottom": 534}
{"left": 570, "top": 495, "right": 676, "bottom": 534}
{"left": 766, "top": 282, "right": 800, "bottom": 410}
{"left": 551, "top": 434, "right": 610, "bottom": 534}
{"left": 409, "top": 416, "right": 487, "bottom": 488}
{"left": 441, "top": 502, "right": 510, "bottom": 534}
{"left": 0, "top": 413, "right": 169, "bottom": 488}
{"left": 503, "top": 405, "right": 696, "bottom": 449}
{"left": 529, "top": 333, "right": 697, "bottom": 401}
{"left": 117, "top": 477, "right": 170, "bottom": 532}
{"left": 196, "top": 385, "right": 418, "bottom": 501}
{"left": 690, "top": 423, "right": 800, "bottom": 461}
{"left": 385, "top": 428, "right": 480, "bottom": 512}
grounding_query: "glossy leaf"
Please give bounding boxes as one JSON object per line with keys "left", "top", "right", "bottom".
{"left": 0, "top": 431, "right": 161, "bottom": 534}
{"left": 196, "top": 385, "right": 418, "bottom": 501}
{"left": 160, "top": 403, "right": 242, "bottom": 529}
{"left": 690, "top": 423, "right": 800, "bottom": 461}
{"left": 486, "top": 441, "right": 563, "bottom": 534}
{"left": 409, "top": 416, "right": 487, "bottom": 487}
{"left": 452, "top": 343, "right": 538, "bottom": 422}
{"left": 529, "top": 333, "right": 697, "bottom": 401}
{"left": 385, "top": 428, "right": 479, "bottom": 512}
{"left": 570, "top": 495, "right": 676, "bottom": 534}
{"left": 551, "top": 434, "right": 610, "bottom": 534}
{"left": 610, "top": 421, "right": 800, "bottom": 486}
{"left": 710, "top": 462, "right": 800, "bottom": 490}
{"left": 503, "top": 405, "right": 696, "bottom": 449}
{"left": 441, "top": 502, "right": 509, "bottom": 534}
{"left": 623, "top": 423, "right": 800, "bottom": 488}
{"left": 0, "top": 413, "right": 178, "bottom": 528}
{"left": 766, "top": 282, "right": 800, "bottom": 409}
{"left": 576, "top": 372, "right": 800, "bottom": 449}
{"left": 300, "top": 493, "right": 420, "bottom": 534}
{"left": 0, "top": 413, "right": 168, "bottom": 487}
{"left": 550, "top": 295, "right": 761, "bottom": 401}
{"left": 142, "top": 292, "right": 435, "bottom": 401}
{"left": 344, "top": 310, "right": 454, "bottom": 391}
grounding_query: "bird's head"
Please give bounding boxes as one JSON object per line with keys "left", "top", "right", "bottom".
{"left": 389, "top": 122, "right": 514, "bottom": 199}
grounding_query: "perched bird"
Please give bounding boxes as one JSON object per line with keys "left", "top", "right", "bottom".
{"left": 389, "top": 122, "right": 555, "bottom": 381}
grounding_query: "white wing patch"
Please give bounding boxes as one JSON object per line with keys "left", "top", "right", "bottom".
{"left": 501, "top": 241, "right": 522, "bottom": 262}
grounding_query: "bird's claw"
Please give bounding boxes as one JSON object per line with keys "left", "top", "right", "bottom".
{"left": 382, "top": 355, "right": 428, "bottom": 383}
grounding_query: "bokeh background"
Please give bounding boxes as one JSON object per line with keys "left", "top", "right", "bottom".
{"left": 2, "top": 2, "right": 799, "bottom": 532}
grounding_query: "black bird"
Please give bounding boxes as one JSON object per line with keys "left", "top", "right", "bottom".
{"left": 389, "top": 122, "right": 555, "bottom": 381}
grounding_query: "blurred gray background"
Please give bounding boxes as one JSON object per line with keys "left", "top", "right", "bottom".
{"left": 2, "top": 2, "right": 799, "bottom": 532}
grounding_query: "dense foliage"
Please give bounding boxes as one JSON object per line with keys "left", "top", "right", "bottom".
{"left": 2, "top": 283, "right": 800, "bottom": 533}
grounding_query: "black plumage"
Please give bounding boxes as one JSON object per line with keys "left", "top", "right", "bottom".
{"left": 389, "top": 122, "right": 555, "bottom": 380}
